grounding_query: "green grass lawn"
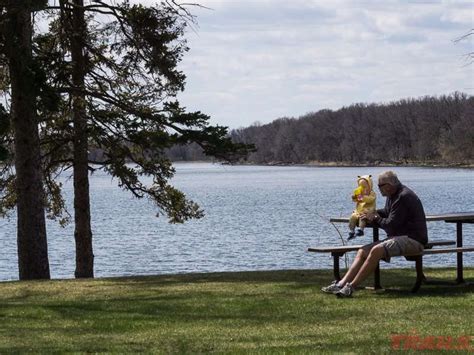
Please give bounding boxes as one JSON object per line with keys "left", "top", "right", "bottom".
{"left": 0, "top": 268, "right": 472, "bottom": 353}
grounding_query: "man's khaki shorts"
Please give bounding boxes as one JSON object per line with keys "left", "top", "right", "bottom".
{"left": 361, "top": 236, "right": 424, "bottom": 262}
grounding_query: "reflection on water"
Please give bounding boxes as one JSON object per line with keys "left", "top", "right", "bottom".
{"left": 0, "top": 163, "right": 473, "bottom": 280}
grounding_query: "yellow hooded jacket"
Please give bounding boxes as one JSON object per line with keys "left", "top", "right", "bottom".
{"left": 352, "top": 175, "right": 376, "bottom": 215}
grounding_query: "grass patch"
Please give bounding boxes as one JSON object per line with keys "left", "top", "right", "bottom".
{"left": 0, "top": 268, "right": 472, "bottom": 353}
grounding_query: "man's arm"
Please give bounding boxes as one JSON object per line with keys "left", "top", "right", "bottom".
{"left": 376, "top": 206, "right": 388, "bottom": 218}
{"left": 361, "top": 205, "right": 387, "bottom": 222}
{"left": 375, "top": 197, "right": 407, "bottom": 230}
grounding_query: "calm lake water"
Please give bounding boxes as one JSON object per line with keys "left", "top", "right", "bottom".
{"left": 0, "top": 163, "right": 473, "bottom": 281}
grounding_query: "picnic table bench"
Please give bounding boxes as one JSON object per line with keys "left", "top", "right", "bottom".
{"left": 308, "top": 212, "right": 474, "bottom": 292}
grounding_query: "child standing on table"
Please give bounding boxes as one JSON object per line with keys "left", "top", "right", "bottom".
{"left": 348, "top": 175, "right": 376, "bottom": 240}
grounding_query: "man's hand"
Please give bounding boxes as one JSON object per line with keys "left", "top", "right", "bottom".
{"left": 361, "top": 211, "right": 378, "bottom": 222}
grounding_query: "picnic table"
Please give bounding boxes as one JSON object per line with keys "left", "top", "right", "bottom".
{"left": 310, "top": 212, "right": 474, "bottom": 290}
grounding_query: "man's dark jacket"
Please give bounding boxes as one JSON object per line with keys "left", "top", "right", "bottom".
{"left": 376, "top": 184, "right": 428, "bottom": 245}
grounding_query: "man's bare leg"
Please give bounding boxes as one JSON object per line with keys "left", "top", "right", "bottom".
{"left": 350, "top": 245, "right": 385, "bottom": 287}
{"left": 338, "top": 248, "right": 368, "bottom": 286}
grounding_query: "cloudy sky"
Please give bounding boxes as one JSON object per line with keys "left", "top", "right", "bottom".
{"left": 152, "top": 0, "right": 473, "bottom": 129}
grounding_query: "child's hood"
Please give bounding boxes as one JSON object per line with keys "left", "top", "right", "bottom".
{"left": 357, "top": 175, "right": 373, "bottom": 192}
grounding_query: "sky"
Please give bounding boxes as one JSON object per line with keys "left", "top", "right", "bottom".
{"left": 142, "top": 1, "right": 473, "bottom": 129}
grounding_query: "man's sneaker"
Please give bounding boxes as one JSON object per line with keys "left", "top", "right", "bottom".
{"left": 356, "top": 229, "right": 364, "bottom": 236}
{"left": 348, "top": 231, "right": 356, "bottom": 240}
{"left": 321, "top": 281, "right": 342, "bottom": 294}
{"left": 336, "top": 282, "right": 354, "bottom": 297}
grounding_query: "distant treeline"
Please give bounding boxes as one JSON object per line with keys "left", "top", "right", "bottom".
{"left": 92, "top": 92, "right": 473, "bottom": 165}
{"left": 229, "top": 92, "right": 473, "bottom": 166}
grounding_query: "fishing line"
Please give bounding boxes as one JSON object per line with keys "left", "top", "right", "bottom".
{"left": 306, "top": 207, "right": 350, "bottom": 269}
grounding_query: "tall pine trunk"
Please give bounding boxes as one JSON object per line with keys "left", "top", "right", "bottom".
{"left": 4, "top": 4, "right": 50, "bottom": 280}
{"left": 68, "top": 0, "right": 94, "bottom": 278}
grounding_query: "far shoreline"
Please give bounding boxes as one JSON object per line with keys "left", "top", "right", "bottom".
{"left": 173, "top": 160, "right": 474, "bottom": 169}
{"left": 269, "top": 161, "right": 474, "bottom": 169}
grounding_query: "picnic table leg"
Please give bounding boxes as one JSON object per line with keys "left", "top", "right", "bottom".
{"left": 332, "top": 253, "right": 341, "bottom": 281}
{"left": 373, "top": 227, "right": 382, "bottom": 289}
{"left": 412, "top": 255, "right": 423, "bottom": 293}
{"left": 456, "top": 222, "right": 464, "bottom": 284}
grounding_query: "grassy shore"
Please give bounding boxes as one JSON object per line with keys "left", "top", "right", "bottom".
{"left": 0, "top": 268, "right": 472, "bottom": 353}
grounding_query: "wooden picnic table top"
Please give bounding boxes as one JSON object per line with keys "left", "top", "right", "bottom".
{"left": 329, "top": 212, "right": 474, "bottom": 223}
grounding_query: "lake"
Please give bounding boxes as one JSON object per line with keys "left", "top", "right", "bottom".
{"left": 0, "top": 163, "right": 473, "bottom": 281}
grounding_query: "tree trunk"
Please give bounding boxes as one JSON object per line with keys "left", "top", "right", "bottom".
{"left": 68, "top": 0, "right": 94, "bottom": 278}
{"left": 4, "top": 4, "right": 50, "bottom": 280}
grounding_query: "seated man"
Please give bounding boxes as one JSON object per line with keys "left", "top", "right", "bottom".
{"left": 322, "top": 170, "right": 428, "bottom": 297}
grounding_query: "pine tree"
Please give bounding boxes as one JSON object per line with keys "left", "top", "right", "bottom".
{"left": 0, "top": 0, "right": 51, "bottom": 280}
{"left": 1, "top": 1, "right": 252, "bottom": 279}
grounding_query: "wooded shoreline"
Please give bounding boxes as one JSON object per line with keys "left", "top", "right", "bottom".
{"left": 168, "top": 93, "right": 474, "bottom": 167}
{"left": 220, "top": 160, "right": 474, "bottom": 169}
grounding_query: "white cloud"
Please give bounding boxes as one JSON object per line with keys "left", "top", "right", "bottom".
{"left": 170, "top": 0, "right": 474, "bottom": 128}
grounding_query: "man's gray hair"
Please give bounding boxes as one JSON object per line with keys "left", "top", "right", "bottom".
{"left": 378, "top": 170, "right": 401, "bottom": 186}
